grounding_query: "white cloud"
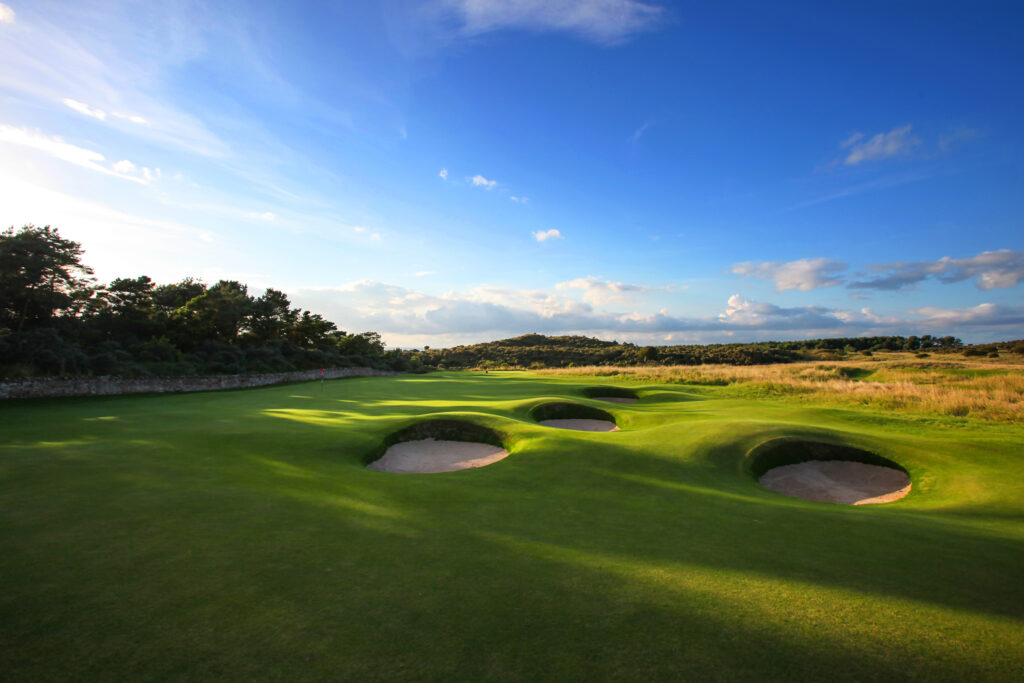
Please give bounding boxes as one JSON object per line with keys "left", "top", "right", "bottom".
{"left": 471, "top": 174, "right": 497, "bottom": 189}
{"left": 556, "top": 275, "right": 666, "bottom": 305}
{"left": 0, "top": 123, "right": 155, "bottom": 184}
{"left": 111, "top": 111, "right": 149, "bottom": 125}
{"left": 0, "top": 3, "right": 14, "bottom": 24}
{"left": 533, "top": 228, "right": 563, "bottom": 242}
{"left": 290, "top": 279, "right": 1024, "bottom": 348}
{"left": 415, "top": 271, "right": 437, "bottom": 277}
{"left": 112, "top": 159, "right": 136, "bottom": 174}
{"left": 510, "top": 195, "right": 528, "bottom": 203}
{"left": 839, "top": 125, "right": 920, "bottom": 166}
{"left": 248, "top": 211, "right": 277, "bottom": 221}
{"left": 850, "top": 250, "right": 1024, "bottom": 291}
{"left": 439, "top": 168, "right": 448, "bottom": 179}
{"left": 732, "top": 258, "right": 848, "bottom": 291}
{"left": 442, "top": 0, "right": 664, "bottom": 45}
{"left": 112, "top": 159, "right": 160, "bottom": 184}
{"left": 371, "top": 233, "right": 382, "bottom": 240}
{"left": 908, "top": 303, "right": 1024, "bottom": 328}
{"left": 63, "top": 98, "right": 107, "bottom": 120}
{"left": 352, "top": 225, "right": 367, "bottom": 233}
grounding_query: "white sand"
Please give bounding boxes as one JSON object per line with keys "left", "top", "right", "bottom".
{"left": 759, "top": 460, "right": 911, "bottom": 505}
{"left": 595, "top": 397, "right": 637, "bottom": 404}
{"left": 539, "top": 419, "right": 619, "bottom": 432}
{"left": 368, "top": 439, "right": 509, "bottom": 473}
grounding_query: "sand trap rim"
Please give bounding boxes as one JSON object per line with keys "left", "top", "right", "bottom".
{"left": 363, "top": 418, "right": 510, "bottom": 466}
{"left": 528, "top": 401, "right": 618, "bottom": 425}
{"left": 744, "top": 437, "right": 909, "bottom": 480}
{"left": 579, "top": 386, "right": 639, "bottom": 401}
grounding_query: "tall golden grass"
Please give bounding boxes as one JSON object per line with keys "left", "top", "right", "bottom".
{"left": 536, "top": 353, "right": 1024, "bottom": 423}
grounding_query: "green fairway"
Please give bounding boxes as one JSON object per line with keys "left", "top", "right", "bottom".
{"left": 2, "top": 371, "right": 1023, "bottom": 681}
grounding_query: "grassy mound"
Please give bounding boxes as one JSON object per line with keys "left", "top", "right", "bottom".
{"left": 580, "top": 385, "right": 639, "bottom": 400}
{"left": 529, "top": 401, "right": 616, "bottom": 424}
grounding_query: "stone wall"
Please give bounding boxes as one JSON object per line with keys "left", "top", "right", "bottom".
{"left": 0, "top": 367, "right": 398, "bottom": 400}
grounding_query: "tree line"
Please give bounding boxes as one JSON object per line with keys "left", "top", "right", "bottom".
{"left": 1, "top": 225, "right": 411, "bottom": 377}
{"left": 407, "top": 333, "right": 973, "bottom": 370}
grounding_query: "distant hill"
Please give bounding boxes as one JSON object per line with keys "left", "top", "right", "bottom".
{"left": 409, "top": 333, "right": 969, "bottom": 369}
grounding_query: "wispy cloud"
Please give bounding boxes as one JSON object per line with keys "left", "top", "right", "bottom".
{"left": 0, "top": 3, "right": 14, "bottom": 24}
{"left": 63, "top": 98, "right": 107, "bottom": 120}
{"left": 111, "top": 111, "right": 149, "bottom": 125}
{"left": 248, "top": 211, "right": 277, "bottom": 222}
{"left": 629, "top": 120, "right": 651, "bottom": 145}
{"left": 471, "top": 173, "right": 497, "bottom": 189}
{"left": 111, "top": 159, "right": 161, "bottom": 183}
{"left": 907, "top": 302, "right": 1024, "bottom": 327}
{"left": 510, "top": 195, "right": 528, "bottom": 203}
{"left": 0, "top": 123, "right": 158, "bottom": 184}
{"left": 415, "top": 271, "right": 437, "bottom": 277}
{"left": 533, "top": 228, "right": 563, "bottom": 242}
{"left": 837, "top": 124, "right": 920, "bottom": 166}
{"left": 794, "top": 170, "right": 934, "bottom": 209}
{"left": 850, "top": 250, "right": 1024, "bottom": 291}
{"left": 732, "top": 258, "right": 848, "bottom": 291}
{"left": 440, "top": 0, "right": 664, "bottom": 45}
{"left": 0, "top": 13, "right": 229, "bottom": 158}
{"left": 439, "top": 167, "right": 448, "bottom": 180}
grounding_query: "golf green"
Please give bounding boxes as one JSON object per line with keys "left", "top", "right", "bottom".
{"left": 1, "top": 371, "right": 1022, "bottom": 680}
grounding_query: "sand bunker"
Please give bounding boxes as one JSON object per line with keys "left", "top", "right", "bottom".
{"left": 594, "top": 396, "right": 637, "bottom": 404}
{"left": 368, "top": 439, "right": 509, "bottom": 473}
{"left": 539, "top": 419, "right": 619, "bottom": 432}
{"left": 759, "top": 460, "right": 911, "bottom": 505}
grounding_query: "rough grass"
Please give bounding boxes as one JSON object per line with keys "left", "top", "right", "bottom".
{"left": 1, "top": 370, "right": 1023, "bottom": 681}
{"left": 538, "top": 352, "right": 1024, "bottom": 423}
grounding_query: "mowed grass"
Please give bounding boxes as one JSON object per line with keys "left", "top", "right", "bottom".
{"left": 1, "top": 371, "right": 1023, "bottom": 681}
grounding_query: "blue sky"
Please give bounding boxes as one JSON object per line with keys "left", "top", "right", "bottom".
{"left": 1, "top": 0, "right": 1022, "bottom": 347}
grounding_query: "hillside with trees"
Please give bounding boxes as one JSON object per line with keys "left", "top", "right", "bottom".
{"left": 0, "top": 225, "right": 407, "bottom": 377}
{"left": 409, "top": 332, "right": 971, "bottom": 370}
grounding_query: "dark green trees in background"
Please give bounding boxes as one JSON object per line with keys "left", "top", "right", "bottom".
{"left": 0, "top": 225, "right": 400, "bottom": 377}
{"left": 0, "top": 225, "right": 94, "bottom": 333}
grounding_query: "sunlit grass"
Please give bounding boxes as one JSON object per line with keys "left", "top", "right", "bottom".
{"left": 1, "top": 370, "right": 1022, "bottom": 680}
{"left": 537, "top": 352, "right": 1024, "bottom": 422}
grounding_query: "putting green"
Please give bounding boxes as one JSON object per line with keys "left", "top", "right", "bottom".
{"left": 1, "top": 371, "right": 1022, "bottom": 681}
